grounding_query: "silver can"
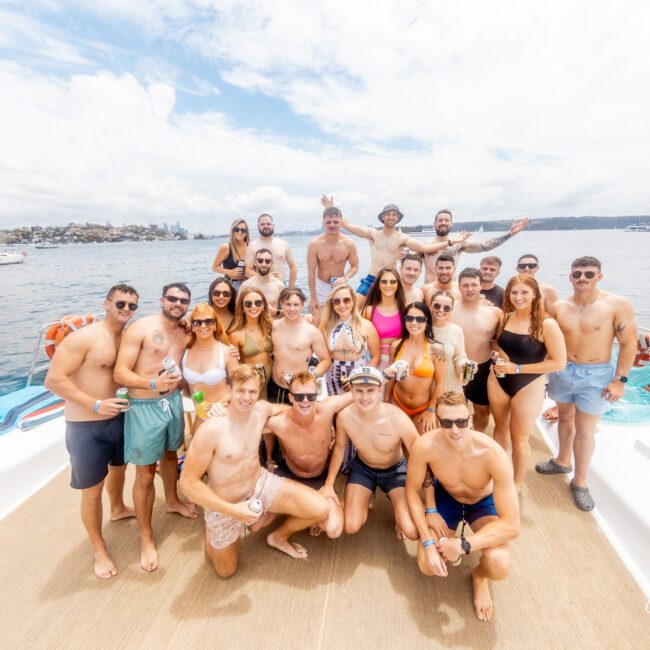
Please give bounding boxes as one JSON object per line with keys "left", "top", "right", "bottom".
{"left": 248, "top": 499, "right": 263, "bottom": 514}
{"left": 255, "top": 363, "right": 266, "bottom": 383}
{"left": 162, "top": 357, "right": 180, "bottom": 375}
{"left": 236, "top": 259, "right": 245, "bottom": 276}
{"left": 394, "top": 360, "right": 409, "bottom": 382}
{"left": 462, "top": 362, "right": 475, "bottom": 383}
{"left": 116, "top": 387, "right": 130, "bottom": 411}
{"left": 495, "top": 358, "right": 506, "bottom": 378}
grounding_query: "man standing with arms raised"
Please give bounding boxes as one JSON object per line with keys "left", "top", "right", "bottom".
{"left": 536, "top": 257, "right": 637, "bottom": 511}
{"left": 45, "top": 284, "right": 138, "bottom": 580}
{"left": 244, "top": 213, "right": 297, "bottom": 286}
{"left": 452, "top": 268, "right": 501, "bottom": 432}
{"left": 406, "top": 392, "right": 520, "bottom": 621}
{"left": 307, "top": 206, "right": 359, "bottom": 323}
{"left": 240, "top": 248, "right": 286, "bottom": 317}
{"left": 114, "top": 282, "right": 198, "bottom": 573}
{"left": 400, "top": 253, "right": 425, "bottom": 304}
{"left": 422, "top": 210, "right": 528, "bottom": 283}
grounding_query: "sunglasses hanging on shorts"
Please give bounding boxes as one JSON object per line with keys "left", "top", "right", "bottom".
{"left": 114, "top": 300, "right": 138, "bottom": 311}
{"left": 164, "top": 295, "right": 190, "bottom": 305}
{"left": 572, "top": 270, "right": 596, "bottom": 279}
{"left": 291, "top": 392, "right": 318, "bottom": 402}
{"left": 432, "top": 303, "right": 452, "bottom": 313}
{"left": 438, "top": 418, "right": 470, "bottom": 429}
{"left": 244, "top": 300, "right": 264, "bottom": 308}
{"left": 191, "top": 318, "right": 215, "bottom": 327}
{"left": 404, "top": 315, "right": 427, "bottom": 323}
{"left": 517, "top": 263, "right": 538, "bottom": 270}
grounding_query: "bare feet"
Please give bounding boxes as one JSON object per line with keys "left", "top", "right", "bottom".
{"left": 309, "top": 524, "right": 323, "bottom": 537}
{"left": 472, "top": 568, "right": 494, "bottom": 621}
{"left": 266, "top": 531, "right": 308, "bottom": 559}
{"left": 93, "top": 546, "right": 118, "bottom": 580}
{"left": 110, "top": 505, "right": 136, "bottom": 521}
{"left": 166, "top": 500, "right": 199, "bottom": 519}
{"left": 140, "top": 539, "right": 159, "bottom": 572}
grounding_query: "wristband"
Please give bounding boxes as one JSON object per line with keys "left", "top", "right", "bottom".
{"left": 447, "top": 239, "right": 452, "bottom": 247}
{"left": 422, "top": 539, "right": 436, "bottom": 548}
{"left": 425, "top": 508, "right": 437, "bottom": 515}
{"left": 382, "top": 370, "right": 392, "bottom": 381}
{"left": 150, "top": 378, "right": 156, "bottom": 390}
{"left": 93, "top": 399, "right": 101, "bottom": 414}
{"left": 426, "top": 407, "right": 435, "bottom": 413}
{"left": 516, "top": 364, "right": 521, "bottom": 374}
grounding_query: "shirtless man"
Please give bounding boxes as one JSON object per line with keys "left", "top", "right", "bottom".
{"left": 516, "top": 254, "right": 559, "bottom": 313}
{"left": 479, "top": 256, "right": 505, "bottom": 308}
{"left": 240, "top": 248, "right": 286, "bottom": 317}
{"left": 422, "top": 210, "right": 528, "bottom": 283}
{"left": 307, "top": 206, "right": 359, "bottom": 323}
{"left": 179, "top": 365, "right": 329, "bottom": 575}
{"left": 323, "top": 366, "right": 419, "bottom": 540}
{"left": 452, "top": 268, "right": 502, "bottom": 432}
{"left": 264, "top": 371, "right": 352, "bottom": 538}
{"left": 400, "top": 253, "right": 424, "bottom": 304}
{"left": 268, "top": 288, "right": 331, "bottom": 404}
{"left": 422, "top": 254, "right": 461, "bottom": 304}
{"left": 536, "top": 256, "right": 637, "bottom": 511}
{"left": 44, "top": 284, "right": 138, "bottom": 579}
{"left": 114, "top": 282, "right": 198, "bottom": 572}
{"left": 406, "top": 392, "right": 520, "bottom": 621}
{"left": 244, "top": 213, "right": 297, "bottom": 286}
{"left": 321, "top": 195, "right": 469, "bottom": 303}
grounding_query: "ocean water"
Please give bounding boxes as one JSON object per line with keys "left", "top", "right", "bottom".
{"left": 1, "top": 229, "right": 648, "bottom": 394}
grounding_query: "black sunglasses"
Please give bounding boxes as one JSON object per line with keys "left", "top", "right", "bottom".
{"left": 233, "top": 227, "right": 248, "bottom": 233}
{"left": 432, "top": 303, "right": 452, "bottom": 313}
{"left": 244, "top": 300, "right": 264, "bottom": 308}
{"left": 114, "top": 300, "right": 138, "bottom": 311}
{"left": 192, "top": 318, "right": 215, "bottom": 327}
{"left": 405, "top": 314, "right": 427, "bottom": 323}
{"left": 439, "top": 418, "right": 470, "bottom": 429}
{"left": 164, "top": 295, "right": 190, "bottom": 305}
{"left": 212, "top": 290, "right": 232, "bottom": 298}
{"left": 291, "top": 392, "right": 318, "bottom": 402}
{"left": 572, "top": 270, "right": 597, "bottom": 279}
{"left": 256, "top": 258, "right": 272, "bottom": 264}
{"left": 332, "top": 297, "right": 353, "bottom": 306}
{"left": 517, "top": 263, "right": 538, "bottom": 270}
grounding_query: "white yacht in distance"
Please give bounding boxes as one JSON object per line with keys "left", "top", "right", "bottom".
{"left": 625, "top": 222, "right": 650, "bottom": 232}
{"left": 0, "top": 250, "right": 27, "bottom": 265}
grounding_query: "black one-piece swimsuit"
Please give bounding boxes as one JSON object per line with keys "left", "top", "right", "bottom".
{"left": 496, "top": 330, "right": 547, "bottom": 397}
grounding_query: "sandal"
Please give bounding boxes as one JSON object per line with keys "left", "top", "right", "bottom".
{"left": 570, "top": 481, "right": 595, "bottom": 511}
{"left": 535, "top": 458, "right": 572, "bottom": 474}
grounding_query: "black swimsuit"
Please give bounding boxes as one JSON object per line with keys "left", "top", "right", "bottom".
{"left": 496, "top": 330, "right": 547, "bottom": 397}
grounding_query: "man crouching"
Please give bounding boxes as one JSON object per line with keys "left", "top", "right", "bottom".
{"left": 179, "top": 365, "right": 329, "bottom": 578}
{"left": 406, "top": 392, "right": 520, "bottom": 621}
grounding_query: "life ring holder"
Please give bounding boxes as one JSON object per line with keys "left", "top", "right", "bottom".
{"left": 44, "top": 314, "right": 97, "bottom": 359}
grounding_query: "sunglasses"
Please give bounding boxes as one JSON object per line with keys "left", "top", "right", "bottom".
{"left": 291, "top": 392, "right": 318, "bottom": 402}
{"left": 164, "top": 295, "right": 190, "bottom": 305}
{"left": 233, "top": 227, "right": 248, "bottom": 233}
{"left": 192, "top": 318, "right": 215, "bottom": 327}
{"left": 405, "top": 314, "right": 427, "bottom": 323}
{"left": 438, "top": 418, "right": 470, "bottom": 429}
{"left": 332, "top": 297, "right": 353, "bottom": 306}
{"left": 256, "top": 258, "right": 272, "bottom": 264}
{"left": 114, "top": 300, "right": 138, "bottom": 311}
{"left": 432, "top": 303, "right": 452, "bottom": 313}
{"left": 244, "top": 300, "right": 264, "bottom": 308}
{"left": 380, "top": 278, "right": 398, "bottom": 285}
{"left": 517, "top": 263, "right": 538, "bottom": 270}
{"left": 572, "top": 270, "right": 597, "bottom": 279}
{"left": 212, "top": 290, "right": 232, "bottom": 298}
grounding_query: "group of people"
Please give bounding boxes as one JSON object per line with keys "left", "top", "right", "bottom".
{"left": 45, "top": 198, "right": 638, "bottom": 623}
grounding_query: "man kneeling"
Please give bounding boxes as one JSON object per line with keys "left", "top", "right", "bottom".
{"left": 406, "top": 392, "right": 520, "bottom": 621}
{"left": 180, "top": 365, "right": 329, "bottom": 578}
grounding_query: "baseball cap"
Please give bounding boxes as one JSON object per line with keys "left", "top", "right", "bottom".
{"left": 378, "top": 204, "right": 404, "bottom": 223}
{"left": 348, "top": 366, "right": 384, "bottom": 387}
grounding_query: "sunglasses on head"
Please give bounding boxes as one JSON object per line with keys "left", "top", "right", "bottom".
{"left": 332, "top": 297, "right": 353, "bottom": 306}
{"left": 212, "top": 290, "right": 232, "bottom": 298}
{"left": 256, "top": 258, "right": 272, "bottom": 264}
{"left": 164, "top": 295, "right": 190, "bottom": 305}
{"left": 233, "top": 227, "right": 248, "bottom": 233}
{"left": 432, "top": 303, "right": 452, "bottom": 313}
{"left": 517, "top": 262, "right": 538, "bottom": 270}
{"left": 191, "top": 318, "right": 215, "bottom": 327}
{"left": 244, "top": 299, "right": 264, "bottom": 308}
{"left": 380, "top": 278, "right": 398, "bottom": 285}
{"left": 291, "top": 392, "right": 318, "bottom": 402}
{"left": 439, "top": 418, "right": 470, "bottom": 429}
{"left": 572, "top": 270, "right": 597, "bottom": 279}
{"left": 114, "top": 300, "right": 138, "bottom": 311}
{"left": 405, "top": 314, "right": 427, "bottom": 323}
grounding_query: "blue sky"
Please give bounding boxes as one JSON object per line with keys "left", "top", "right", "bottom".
{"left": 1, "top": 1, "right": 649, "bottom": 232}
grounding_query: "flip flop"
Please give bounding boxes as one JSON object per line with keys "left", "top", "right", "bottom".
{"left": 542, "top": 406, "right": 559, "bottom": 422}
{"left": 570, "top": 481, "right": 595, "bottom": 511}
{"left": 535, "top": 458, "right": 572, "bottom": 474}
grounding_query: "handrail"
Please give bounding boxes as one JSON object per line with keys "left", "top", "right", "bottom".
{"left": 26, "top": 321, "right": 60, "bottom": 387}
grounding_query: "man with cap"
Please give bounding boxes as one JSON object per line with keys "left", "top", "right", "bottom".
{"left": 321, "top": 366, "right": 420, "bottom": 540}
{"left": 321, "top": 195, "right": 469, "bottom": 305}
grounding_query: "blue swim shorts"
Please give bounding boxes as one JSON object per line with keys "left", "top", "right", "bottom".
{"left": 356, "top": 274, "right": 376, "bottom": 297}
{"left": 547, "top": 362, "right": 615, "bottom": 416}
{"left": 348, "top": 454, "right": 406, "bottom": 494}
{"left": 434, "top": 481, "right": 498, "bottom": 531}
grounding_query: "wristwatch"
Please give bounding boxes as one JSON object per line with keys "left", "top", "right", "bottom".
{"left": 614, "top": 375, "right": 628, "bottom": 383}
{"left": 447, "top": 239, "right": 453, "bottom": 247}
{"left": 460, "top": 536, "right": 471, "bottom": 554}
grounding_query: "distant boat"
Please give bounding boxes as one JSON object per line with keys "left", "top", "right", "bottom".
{"left": 0, "top": 251, "right": 27, "bottom": 265}
{"left": 35, "top": 242, "right": 58, "bottom": 249}
{"left": 478, "top": 225, "right": 484, "bottom": 233}
{"left": 625, "top": 222, "right": 650, "bottom": 232}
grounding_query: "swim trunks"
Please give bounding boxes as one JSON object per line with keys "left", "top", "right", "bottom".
{"left": 316, "top": 277, "right": 332, "bottom": 305}
{"left": 548, "top": 361, "right": 615, "bottom": 416}
{"left": 204, "top": 467, "right": 284, "bottom": 550}
{"left": 65, "top": 414, "right": 125, "bottom": 489}
{"left": 356, "top": 274, "right": 376, "bottom": 297}
{"left": 347, "top": 454, "right": 407, "bottom": 494}
{"left": 434, "top": 480, "right": 498, "bottom": 531}
{"left": 267, "top": 376, "right": 291, "bottom": 404}
{"left": 273, "top": 458, "right": 328, "bottom": 490}
{"left": 124, "top": 390, "right": 184, "bottom": 465}
{"left": 463, "top": 359, "right": 491, "bottom": 406}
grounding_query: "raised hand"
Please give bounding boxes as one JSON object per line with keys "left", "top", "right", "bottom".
{"left": 509, "top": 217, "right": 529, "bottom": 235}
{"left": 320, "top": 194, "right": 335, "bottom": 209}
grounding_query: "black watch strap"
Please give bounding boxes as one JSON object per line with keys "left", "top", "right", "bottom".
{"left": 460, "top": 536, "right": 471, "bottom": 554}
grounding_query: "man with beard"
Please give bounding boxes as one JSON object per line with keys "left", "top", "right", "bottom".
{"left": 422, "top": 210, "right": 528, "bottom": 283}
{"left": 423, "top": 254, "right": 461, "bottom": 303}
{"left": 244, "top": 213, "right": 297, "bottom": 286}
{"left": 479, "top": 256, "right": 505, "bottom": 308}
{"left": 240, "top": 248, "right": 286, "bottom": 317}
{"left": 400, "top": 253, "right": 424, "bottom": 304}
{"left": 307, "top": 206, "right": 359, "bottom": 324}
{"left": 114, "top": 282, "right": 198, "bottom": 573}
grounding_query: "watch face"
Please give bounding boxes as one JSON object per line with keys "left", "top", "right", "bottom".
{"left": 617, "top": 376, "right": 628, "bottom": 383}
{"left": 461, "top": 537, "right": 471, "bottom": 554}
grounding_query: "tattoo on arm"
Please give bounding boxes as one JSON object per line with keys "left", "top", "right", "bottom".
{"left": 463, "top": 232, "right": 512, "bottom": 253}
{"left": 423, "top": 468, "right": 433, "bottom": 489}
{"left": 615, "top": 322, "right": 626, "bottom": 335}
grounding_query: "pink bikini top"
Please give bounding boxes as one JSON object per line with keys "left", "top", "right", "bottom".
{"left": 372, "top": 308, "right": 402, "bottom": 340}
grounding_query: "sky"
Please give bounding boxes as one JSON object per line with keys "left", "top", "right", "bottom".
{"left": 1, "top": 1, "right": 649, "bottom": 233}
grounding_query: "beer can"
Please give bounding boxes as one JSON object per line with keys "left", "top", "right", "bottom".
{"left": 248, "top": 499, "right": 263, "bottom": 514}
{"left": 255, "top": 363, "right": 266, "bottom": 383}
{"left": 162, "top": 357, "right": 180, "bottom": 375}
{"left": 495, "top": 358, "right": 506, "bottom": 378}
{"left": 462, "top": 362, "right": 475, "bottom": 383}
{"left": 116, "top": 387, "right": 130, "bottom": 411}
{"left": 236, "top": 260, "right": 245, "bottom": 276}
{"left": 394, "top": 360, "right": 409, "bottom": 382}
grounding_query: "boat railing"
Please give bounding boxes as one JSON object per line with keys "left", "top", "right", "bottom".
{"left": 26, "top": 321, "right": 60, "bottom": 387}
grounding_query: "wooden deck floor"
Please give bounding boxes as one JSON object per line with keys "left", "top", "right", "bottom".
{"left": 1, "top": 426, "right": 649, "bottom": 649}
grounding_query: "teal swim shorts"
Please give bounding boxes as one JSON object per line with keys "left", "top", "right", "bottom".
{"left": 124, "top": 390, "right": 184, "bottom": 465}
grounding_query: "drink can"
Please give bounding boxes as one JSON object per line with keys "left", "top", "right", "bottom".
{"left": 236, "top": 260, "right": 245, "bottom": 276}
{"left": 462, "top": 362, "right": 475, "bottom": 382}
{"left": 163, "top": 357, "right": 179, "bottom": 375}
{"left": 394, "top": 360, "right": 409, "bottom": 382}
{"left": 248, "top": 499, "right": 263, "bottom": 514}
{"left": 495, "top": 358, "right": 506, "bottom": 378}
{"left": 255, "top": 363, "right": 266, "bottom": 383}
{"left": 316, "top": 376, "right": 328, "bottom": 401}
{"left": 329, "top": 277, "right": 338, "bottom": 285}
{"left": 116, "top": 387, "right": 130, "bottom": 411}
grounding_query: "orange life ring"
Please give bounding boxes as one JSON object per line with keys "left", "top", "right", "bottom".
{"left": 44, "top": 314, "right": 97, "bottom": 359}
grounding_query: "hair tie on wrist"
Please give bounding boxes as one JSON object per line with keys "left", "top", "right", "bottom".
{"left": 516, "top": 364, "right": 521, "bottom": 374}
{"left": 93, "top": 400, "right": 101, "bottom": 413}
{"left": 150, "top": 378, "right": 156, "bottom": 390}
{"left": 422, "top": 539, "right": 436, "bottom": 548}
{"left": 425, "top": 507, "right": 437, "bottom": 515}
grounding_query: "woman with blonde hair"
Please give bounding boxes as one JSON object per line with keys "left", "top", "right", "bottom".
{"left": 211, "top": 218, "right": 250, "bottom": 287}
{"left": 320, "top": 283, "right": 380, "bottom": 394}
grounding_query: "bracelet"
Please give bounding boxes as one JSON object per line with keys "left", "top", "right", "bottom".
{"left": 447, "top": 239, "right": 452, "bottom": 247}
{"left": 425, "top": 508, "right": 438, "bottom": 515}
{"left": 516, "top": 364, "right": 521, "bottom": 374}
{"left": 93, "top": 399, "right": 101, "bottom": 413}
{"left": 150, "top": 378, "right": 156, "bottom": 390}
{"left": 422, "top": 539, "right": 436, "bottom": 548}
{"left": 426, "top": 407, "right": 435, "bottom": 413}
{"left": 382, "top": 370, "right": 392, "bottom": 380}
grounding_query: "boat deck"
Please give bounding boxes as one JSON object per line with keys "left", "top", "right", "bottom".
{"left": 1, "top": 426, "right": 648, "bottom": 649}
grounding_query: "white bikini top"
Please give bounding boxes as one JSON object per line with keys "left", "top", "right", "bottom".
{"left": 181, "top": 345, "right": 227, "bottom": 386}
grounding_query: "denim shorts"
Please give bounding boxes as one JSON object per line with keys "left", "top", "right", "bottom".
{"left": 548, "top": 362, "right": 615, "bottom": 416}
